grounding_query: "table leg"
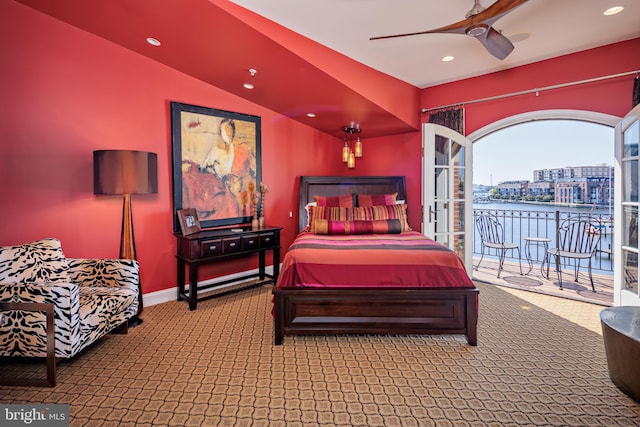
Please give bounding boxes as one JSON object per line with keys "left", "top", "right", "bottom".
{"left": 540, "top": 245, "right": 549, "bottom": 277}
{"left": 177, "top": 259, "right": 185, "bottom": 301}
{"left": 525, "top": 241, "right": 534, "bottom": 274}
{"left": 189, "top": 264, "right": 198, "bottom": 311}
{"left": 258, "top": 250, "right": 266, "bottom": 280}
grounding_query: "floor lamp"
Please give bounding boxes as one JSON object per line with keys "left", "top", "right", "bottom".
{"left": 93, "top": 150, "right": 158, "bottom": 327}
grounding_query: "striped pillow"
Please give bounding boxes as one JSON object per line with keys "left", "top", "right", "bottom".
{"left": 357, "top": 193, "right": 397, "bottom": 207}
{"left": 352, "top": 204, "right": 411, "bottom": 232}
{"left": 312, "top": 219, "right": 403, "bottom": 235}
{"left": 308, "top": 206, "right": 352, "bottom": 231}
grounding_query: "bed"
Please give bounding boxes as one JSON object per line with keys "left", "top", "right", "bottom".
{"left": 272, "top": 176, "right": 479, "bottom": 345}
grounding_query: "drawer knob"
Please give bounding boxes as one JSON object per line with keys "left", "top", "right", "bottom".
{"left": 209, "top": 245, "right": 217, "bottom": 250}
{"left": 265, "top": 238, "right": 271, "bottom": 242}
{"left": 248, "top": 240, "right": 254, "bottom": 244}
{"left": 229, "top": 242, "right": 236, "bottom": 247}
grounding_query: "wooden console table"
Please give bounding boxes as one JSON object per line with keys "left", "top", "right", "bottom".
{"left": 175, "top": 226, "right": 282, "bottom": 310}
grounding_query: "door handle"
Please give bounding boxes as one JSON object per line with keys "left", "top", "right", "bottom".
{"left": 429, "top": 205, "right": 433, "bottom": 223}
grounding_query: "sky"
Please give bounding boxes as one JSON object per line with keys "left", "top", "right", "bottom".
{"left": 473, "top": 120, "right": 615, "bottom": 186}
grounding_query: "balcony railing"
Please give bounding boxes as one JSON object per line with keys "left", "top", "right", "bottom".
{"left": 473, "top": 208, "right": 614, "bottom": 273}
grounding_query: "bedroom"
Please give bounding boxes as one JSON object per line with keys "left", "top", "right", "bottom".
{"left": 1, "top": 0, "right": 640, "bottom": 422}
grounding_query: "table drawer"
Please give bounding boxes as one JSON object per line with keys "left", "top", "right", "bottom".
{"left": 200, "top": 239, "right": 223, "bottom": 258}
{"left": 223, "top": 237, "right": 241, "bottom": 254}
{"left": 242, "top": 234, "right": 259, "bottom": 251}
{"left": 260, "top": 232, "right": 276, "bottom": 248}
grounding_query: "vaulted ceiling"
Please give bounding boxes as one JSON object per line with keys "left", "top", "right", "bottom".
{"left": 15, "top": 0, "right": 640, "bottom": 138}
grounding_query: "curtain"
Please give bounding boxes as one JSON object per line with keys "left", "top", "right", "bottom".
{"left": 428, "top": 107, "right": 464, "bottom": 134}
{"left": 633, "top": 75, "right": 640, "bottom": 108}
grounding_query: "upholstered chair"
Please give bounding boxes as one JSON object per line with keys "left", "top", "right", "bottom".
{"left": 0, "top": 238, "right": 139, "bottom": 385}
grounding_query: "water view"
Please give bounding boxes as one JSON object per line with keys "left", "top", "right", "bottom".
{"left": 473, "top": 201, "right": 613, "bottom": 273}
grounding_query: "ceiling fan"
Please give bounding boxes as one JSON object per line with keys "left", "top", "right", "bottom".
{"left": 370, "top": 0, "right": 528, "bottom": 60}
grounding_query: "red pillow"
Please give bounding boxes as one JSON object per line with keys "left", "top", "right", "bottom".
{"left": 314, "top": 194, "right": 354, "bottom": 207}
{"left": 357, "top": 193, "right": 397, "bottom": 207}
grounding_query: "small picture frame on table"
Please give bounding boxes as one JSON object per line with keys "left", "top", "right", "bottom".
{"left": 177, "top": 208, "right": 201, "bottom": 235}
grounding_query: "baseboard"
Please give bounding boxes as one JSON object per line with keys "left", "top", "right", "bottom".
{"left": 142, "top": 264, "right": 276, "bottom": 308}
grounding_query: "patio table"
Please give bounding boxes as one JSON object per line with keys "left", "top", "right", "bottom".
{"left": 524, "top": 237, "right": 551, "bottom": 276}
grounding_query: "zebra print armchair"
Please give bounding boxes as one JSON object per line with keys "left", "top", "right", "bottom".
{"left": 0, "top": 238, "right": 139, "bottom": 385}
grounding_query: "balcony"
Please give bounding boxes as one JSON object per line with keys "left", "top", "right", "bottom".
{"left": 472, "top": 208, "right": 614, "bottom": 306}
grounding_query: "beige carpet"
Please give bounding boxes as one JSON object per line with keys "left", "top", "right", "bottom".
{"left": 1, "top": 282, "right": 639, "bottom": 426}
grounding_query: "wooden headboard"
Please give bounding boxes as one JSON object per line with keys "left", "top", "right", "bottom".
{"left": 298, "top": 176, "right": 407, "bottom": 232}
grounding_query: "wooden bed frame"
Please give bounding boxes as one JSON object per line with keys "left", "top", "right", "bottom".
{"left": 272, "top": 176, "right": 479, "bottom": 346}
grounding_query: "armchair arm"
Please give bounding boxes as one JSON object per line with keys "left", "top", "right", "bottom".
{"left": 0, "top": 282, "right": 80, "bottom": 358}
{"left": 67, "top": 258, "right": 140, "bottom": 292}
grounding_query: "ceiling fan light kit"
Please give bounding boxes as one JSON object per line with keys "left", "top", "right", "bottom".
{"left": 370, "top": 0, "right": 529, "bottom": 60}
{"left": 466, "top": 24, "right": 488, "bottom": 37}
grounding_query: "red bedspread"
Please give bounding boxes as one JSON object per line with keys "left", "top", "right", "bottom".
{"left": 276, "top": 231, "right": 474, "bottom": 289}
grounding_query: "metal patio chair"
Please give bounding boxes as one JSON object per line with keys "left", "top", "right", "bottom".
{"left": 475, "top": 212, "right": 522, "bottom": 278}
{"left": 546, "top": 219, "right": 601, "bottom": 292}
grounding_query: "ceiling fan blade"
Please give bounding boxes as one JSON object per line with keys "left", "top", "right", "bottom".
{"left": 369, "top": 0, "right": 528, "bottom": 41}
{"left": 477, "top": 26, "right": 515, "bottom": 59}
{"left": 469, "top": 0, "right": 529, "bottom": 28}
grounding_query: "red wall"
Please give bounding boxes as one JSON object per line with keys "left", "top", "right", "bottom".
{"left": 421, "top": 39, "right": 640, "bottom": 134}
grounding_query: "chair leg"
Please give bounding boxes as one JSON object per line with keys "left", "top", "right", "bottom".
{"left": 475, "top": 246, "right": 486, "bottom": 271}
{"left": 0, "top": 302, "right": 56, "bottom": 387}
{"left": 516, "top": 247, "right": 523, "bottom": 275}
{"left": 497, "top": 249, "right": 506, "bottom": 278}
{"left": 555, "top": 256, "right": 563, "bottom": 290}
{"left": 588, "top": 259, "right": 596, "bottom": 292}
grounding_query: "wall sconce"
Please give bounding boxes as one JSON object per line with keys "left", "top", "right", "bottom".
{"left": 342, "top": 124, "right": 362, "bottom": 169}
{"left": 93, "top": 149, "right": 158, "bottom": 325}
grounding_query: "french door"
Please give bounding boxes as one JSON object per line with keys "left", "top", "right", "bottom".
{"left": 422, "top": 123, "right": 473, "bottom": 275}
{"left": 614, "top": 103, "right": 640, "bottom": 306}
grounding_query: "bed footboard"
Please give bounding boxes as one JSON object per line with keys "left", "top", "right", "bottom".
{"left": 272, "top": 287, "right": 479, "bottom": 346}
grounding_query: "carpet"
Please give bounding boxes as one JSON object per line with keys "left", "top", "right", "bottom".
{"left": 1, "top": 282, "right": 639, "bottom": 426}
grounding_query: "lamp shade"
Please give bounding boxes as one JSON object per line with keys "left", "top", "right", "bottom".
{"left": 94, "top": 150, "right": 158, "bottom": 195}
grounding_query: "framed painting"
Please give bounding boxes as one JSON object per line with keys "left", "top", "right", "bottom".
{"left": 171, "top": 101, "right": 262, "bottom": 232}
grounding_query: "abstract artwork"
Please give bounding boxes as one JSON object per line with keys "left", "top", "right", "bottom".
{"left": 171, "top": 101, "right": 261, "bottom": 231}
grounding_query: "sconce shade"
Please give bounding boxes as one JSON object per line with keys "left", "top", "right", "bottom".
{"left": 94, "top": 150, "right": 158, "bottom": 195}
{"left": 354, "top": 137, "right": 362, "bottom": 158}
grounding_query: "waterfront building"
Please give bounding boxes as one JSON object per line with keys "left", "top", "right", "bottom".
{"left": 533, "top": 165, "right": 613, "bottom": 182}
{"left": 496, "top": 180, "right": 529, "bottom": 197}
{"left": 555, "top": 176, "right": 613, "bottom": 205}
{"left": 528, "top": 181, "right": 555, "bottom": 197}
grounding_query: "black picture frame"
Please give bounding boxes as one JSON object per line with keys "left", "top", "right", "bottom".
{"left": 171, "top": 101, "right": 262, "bottom": 232}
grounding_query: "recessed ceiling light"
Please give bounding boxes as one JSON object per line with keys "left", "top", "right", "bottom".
{"left": 146, "top": 37, "right": 161, "bottom": 47}
{"left": 442, "top": 56, "right": 454, "bottom": 62}
{"left": 509, "top": 32, "right": 530, "bottom": 43}
{"left": 243, "top": 83, "right": 254, "bottom": 90}
{"left": 306, "top": 113, "right": 316, "bottom": 118}
{"left": 604, "top": 6, "right": 624, "bottom": 15}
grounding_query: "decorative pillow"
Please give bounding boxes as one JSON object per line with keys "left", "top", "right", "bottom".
{"left": 357, "top": 193, "right": 397, "bottom": 207}
{"left": 303, "top": 202, "right": 317, "bottom": 230}
{"left": 351, "top": 204, "right": 411, "bottom": 232}
{"left": 0, "top": 238, "right": 69, "bottom": 284}
{"left": 310, "top": 206, "right": 352, "bottom": 226}
{"left": 312, "top": 219, "right": 403, "bottom": 235}
{"left": 313, "top": 194, "right": 354, "bottom": 207}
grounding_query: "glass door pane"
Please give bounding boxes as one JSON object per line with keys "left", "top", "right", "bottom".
{"left": 423, "top": 123, "right": 473, "bottom": 274}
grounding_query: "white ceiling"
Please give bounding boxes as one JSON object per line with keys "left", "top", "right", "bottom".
{"left": 229, "top": 0, "right": 640, "bottom": 89}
